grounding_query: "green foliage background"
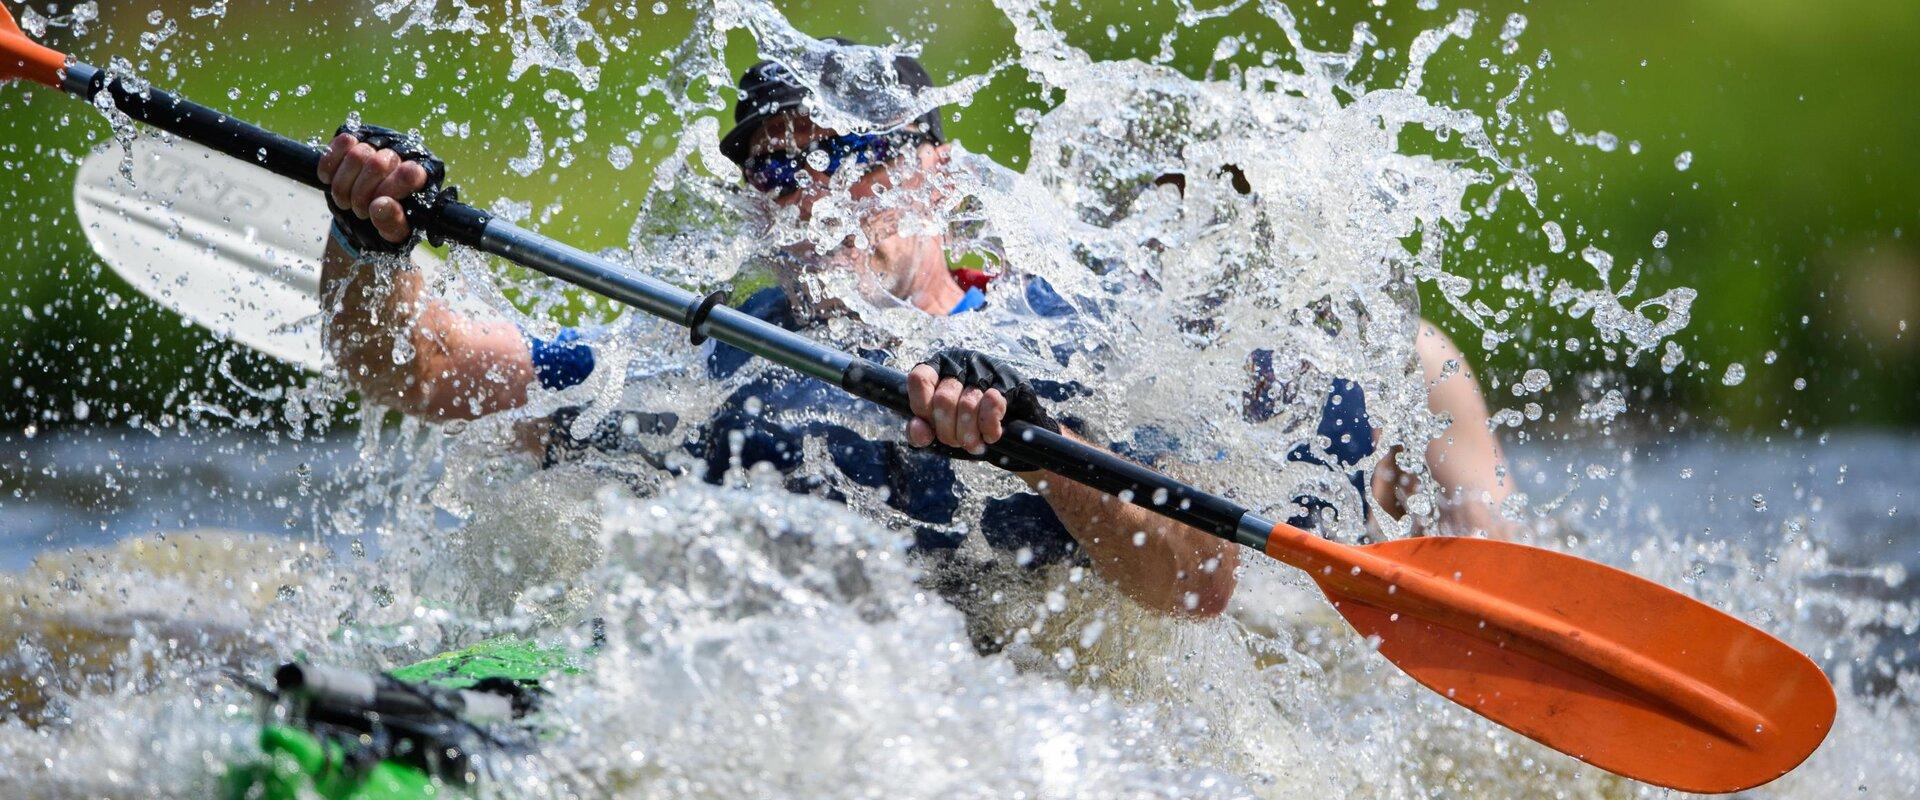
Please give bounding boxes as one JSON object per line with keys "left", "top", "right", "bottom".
{"left": 2, "top": 0, "right": 1914, "bottom": 434}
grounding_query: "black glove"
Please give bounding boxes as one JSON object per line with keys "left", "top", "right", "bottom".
{"left": 325, "top": 123, "right": 450, "bottom": 256}
{"left": 917, "top": 348, "right": 1061, "bottom": 472}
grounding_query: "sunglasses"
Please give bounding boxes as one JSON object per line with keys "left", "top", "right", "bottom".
{"left": 742, "top": 130, "right": 927, "bottom": 198}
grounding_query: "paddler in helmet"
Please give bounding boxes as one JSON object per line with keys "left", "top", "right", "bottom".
{"left": 312, "top": 37, "right": 1507, "bottom": 636}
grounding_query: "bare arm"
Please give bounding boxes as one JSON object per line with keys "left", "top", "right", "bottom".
{"left": 1373, "top": 321, "right": 1515, "bottom": 537}
{"left": 1015, "top": 436, "right": 1239, "bottom": 617}
{"left": 317, "top": 133, "right": 536, "bottom": 422}
{"left": 905, "top": 366, "right": 1238, "bottom": 618}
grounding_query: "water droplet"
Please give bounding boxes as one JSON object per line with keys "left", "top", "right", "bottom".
{"left": 1674, "top": 150, "right": 1693, "bottom": 171}
{"left": 1546, "top": 109, "right": 1570, "bottom": 135}
{"left": 1499, "top": 13, "right": 1528, "bottom": 41}
{"left": 1662, "top": 341, "right": 1686, "bottom": 373}
{"left": 1542, "top": 221, "right": 1567, "bottom": 253}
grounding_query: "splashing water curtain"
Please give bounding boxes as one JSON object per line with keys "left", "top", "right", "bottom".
{"left": 0, "top": 5, "right": 1835, "bottom": 793}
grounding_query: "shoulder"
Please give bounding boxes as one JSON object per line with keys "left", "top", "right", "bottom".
{"left": 1414, "top": 320, "right": 1471, "bottom": 381}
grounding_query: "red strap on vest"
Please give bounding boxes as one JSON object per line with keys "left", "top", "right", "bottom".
{"left": 951, "top": 268, "right": 993, "bottom": 292}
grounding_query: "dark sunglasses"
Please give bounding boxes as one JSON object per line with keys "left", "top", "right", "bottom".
{"left": 742, "top": 130, "right": 927, "bottom": 197}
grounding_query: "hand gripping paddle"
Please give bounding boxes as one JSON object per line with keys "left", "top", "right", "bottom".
{"left": 2, "top": 6, "right": 1835, "bottom": 792}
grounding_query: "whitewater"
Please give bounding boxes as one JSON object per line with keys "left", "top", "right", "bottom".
{"left": 1, "top": 1, "right": 1913, "bottom": 797}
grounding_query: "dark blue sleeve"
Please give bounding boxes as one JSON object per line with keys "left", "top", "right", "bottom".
{"left": 691, "top": 380, "right": 808, "bottom": 483}
{"left": 1285, "top": 378, "right": 1378, "bottom": 530}
{"left": 1024, "top": 276, "right": 1075, "bottom": 318}
{"left": 1316, "top": 378, "right": 1375, "bottom": 467}
{"left": 978, "top": 493, "right": 1081, "bottom": 567}
{"left": 527, "top": 327, "right": 597, "bottom": 391}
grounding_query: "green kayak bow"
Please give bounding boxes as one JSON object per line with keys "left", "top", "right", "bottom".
{"left": 225, "top": 638, "right": 582, "bottom": 800}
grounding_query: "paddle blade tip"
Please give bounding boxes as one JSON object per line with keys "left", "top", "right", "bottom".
{"left": 1300, "top": 534, "right": 1835, "bottom": 792}
{"left": 0, "top": 3, "right": 67, "bottom": 88}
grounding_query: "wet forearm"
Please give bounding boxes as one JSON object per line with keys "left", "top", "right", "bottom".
{"left": 321, "top": 238, "right": 422, "bottom": 401}
{"left": 319, "top": 239, "right": 534, "bottom": 420}
{"left": 1019, "top": 432, "right": 1238, "bottom": 617}
{"left": 1412, "top": 320, "right": 1516, "bottom": 537}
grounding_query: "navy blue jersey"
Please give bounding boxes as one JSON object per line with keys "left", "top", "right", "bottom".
{"left": 690, "top": 287, "right": 1085, "bottom": 563}
{"left": 534, "top": 282, "right": 1377, "bottom": 563}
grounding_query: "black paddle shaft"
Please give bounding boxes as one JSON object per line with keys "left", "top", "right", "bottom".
{"left": 60, "top": 59, "right": 1264, "bottom": 547}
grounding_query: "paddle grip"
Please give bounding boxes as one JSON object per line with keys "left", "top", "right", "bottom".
{"left": 840, "top": 361, "right": 1249, "bottom": 541}
{"left": 69, "top": 61, "right": 496, "bottom": 251}
{"left": 78, "top": 66, "right": 327, "bottom": 190}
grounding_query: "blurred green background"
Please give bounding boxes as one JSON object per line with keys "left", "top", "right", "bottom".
{"left": 2, "top": 0, "right": 1915, "bottom": 434}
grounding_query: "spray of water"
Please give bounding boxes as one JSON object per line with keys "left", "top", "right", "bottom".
{"left": 1, "top": 1, "right": 1914, "bottom": 798}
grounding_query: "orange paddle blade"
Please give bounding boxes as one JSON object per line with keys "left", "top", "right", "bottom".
{"left": 0, "top": 4, "right": 67, "bottom": 87}
{"left": 1264, "top": 524, "right": 1834, "bottom": 793}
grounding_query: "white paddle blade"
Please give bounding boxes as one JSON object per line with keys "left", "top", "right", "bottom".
{"left": 74, "top": 136, "right": 331, "bottom": 372}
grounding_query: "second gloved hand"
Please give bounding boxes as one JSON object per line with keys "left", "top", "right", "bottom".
{"left": 906, "top": 348, "right": 1061, "bottom": 472}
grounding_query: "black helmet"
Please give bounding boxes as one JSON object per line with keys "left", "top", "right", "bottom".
{"left": 719, "top": 37, "right": 946, "bottom": 165}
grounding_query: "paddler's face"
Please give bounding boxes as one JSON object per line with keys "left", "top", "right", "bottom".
{"left": 745, "top": 111, "right": 952, "bottom": 311}
{"left": 743, "top": 113, "right": 943, "bottom": 222}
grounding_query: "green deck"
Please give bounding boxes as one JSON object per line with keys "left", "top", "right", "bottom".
{"left": 224, "top": 637, "right": 578, "bottom": 800}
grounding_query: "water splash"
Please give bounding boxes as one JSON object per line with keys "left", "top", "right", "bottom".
{"left": 3, "top": 1, "right": 1915, "bottom": 798}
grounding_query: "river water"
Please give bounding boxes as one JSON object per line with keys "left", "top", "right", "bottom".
{"left": 3, "top": 0, "right": 1917, "bottom": 797}
{"left": 1, "top": 428, "right": 1913, "bottom": 797}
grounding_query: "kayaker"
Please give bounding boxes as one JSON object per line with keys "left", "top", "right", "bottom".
{"left": 312, "top": 39, "right": 1509, "bottom": 627}
{"left": 315, "top": 43, "right": 1239, "bottom": 622}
